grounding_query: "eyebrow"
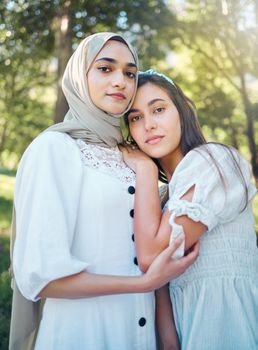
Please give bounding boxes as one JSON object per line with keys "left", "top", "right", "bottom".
{"left": 95, "top": 57, "right": 137, "bottom": 68}
{"left": 148, "top": 98, "right": 166, "bottom": 106}
{"left": 128, "top": 98, "right": 166, "bottom": 114}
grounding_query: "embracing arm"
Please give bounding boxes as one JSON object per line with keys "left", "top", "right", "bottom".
{"left": 134, "top": 161, "right": 206, "bottom": 271}
{"left": 38, "top": 236, "right": 199, "bottom": 299}
{"left": 120, "top": 146, "right": 205, "bottom": 272}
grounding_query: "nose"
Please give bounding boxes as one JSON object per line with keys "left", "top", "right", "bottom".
{"left": 144, "top": 115, "right": 157, "bottom": 131}
{"left": 112, "top": 70, "right": 126, "bottom": 89}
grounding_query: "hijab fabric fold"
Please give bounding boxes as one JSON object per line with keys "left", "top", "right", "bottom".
{"left": 46, "top": 32, "right": 139, "bottom": 147}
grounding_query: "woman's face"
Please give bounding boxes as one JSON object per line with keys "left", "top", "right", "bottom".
{"left": 87, "top": 40, "right": 137, "bottom": 115}
{"left": 127, "top": 82, "right": 182, "bottom": 161}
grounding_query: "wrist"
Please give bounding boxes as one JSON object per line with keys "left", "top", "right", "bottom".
{"left": 136, "top": 274, "right": 152, "bottom": 293}
{"left": 135, "top": 160, "right": 158, "bottom": 176}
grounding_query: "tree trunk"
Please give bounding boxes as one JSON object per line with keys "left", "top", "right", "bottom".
{"left": 0, "top": 120, "right": 8, "bottom": 164}
{"left": 53, "top": 2, "right": 73, "bottom": 124}
{"left": 240, "top": 76, "right": 258, "bottom": 180}
{"left": 228, "top": 115, "right": 239, "bottom": 150}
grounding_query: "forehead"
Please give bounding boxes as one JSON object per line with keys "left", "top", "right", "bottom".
{"left": 94, "top": 40, "right": 135, "bottom": 63}
{"left": 133, "top": 83, "right": 170, "bottom": 105}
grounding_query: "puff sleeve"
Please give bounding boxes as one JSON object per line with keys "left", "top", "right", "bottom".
{"left": 13, "top": 132, "right": 89, "bottom": 301}
{"left": 168, "top": 144, "right": 257, "bottom": 258}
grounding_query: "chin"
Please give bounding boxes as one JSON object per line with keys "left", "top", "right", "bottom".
{"left": 139, "top": 149, "right": 157, "bottom": 158}
{"left": 107, "top": 108, "right": 127, "bottom": 115}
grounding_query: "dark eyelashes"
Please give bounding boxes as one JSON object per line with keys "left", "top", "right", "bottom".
{"left": 97, "top": 66, "right": 136, "bottom": 78}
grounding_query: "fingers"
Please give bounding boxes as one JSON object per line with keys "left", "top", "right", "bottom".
{"left": 180, "top": 241, "right": 200, "bottom": 268}
{"left": 118, "top": 145, "right": 129, "bottom": 155}
{"left": 163, "top": 234, "right": 185, "bottom": 257}
{"left": 119, "top": 144, "right": 135, "bottom": 154}
{"left": 118, "top": 144, "right": 126, "bottom": 151}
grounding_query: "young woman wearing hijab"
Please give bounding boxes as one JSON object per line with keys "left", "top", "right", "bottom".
{"left": 9, "top": 33, "right": 199, "bottom": 350}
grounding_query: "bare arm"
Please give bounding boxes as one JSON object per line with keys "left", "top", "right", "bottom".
{"left": 38, "top": 235, "right": 199, "bottom": 299}
{"left": 156, "top": 285, "right": 180, "bottom": 350}
{"left": 121, "top": 147, "right": 206, "bottom": 272}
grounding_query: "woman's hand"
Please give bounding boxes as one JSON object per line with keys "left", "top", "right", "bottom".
{"left": 119, "top": 144, "right": 157, "bottom": 173}
{"left": 144, "top": 234, "right": 199, "bottom": 291}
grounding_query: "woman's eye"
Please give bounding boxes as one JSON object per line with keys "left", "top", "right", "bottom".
{"left": 126, "top": 71, "right": 136, "bottom": 79}
{"left": 155, "top": 107, "right": 165, "bottom": 113}
{"left": 98, "top": 66, "right": 110, "bottom": 73}
{"left": 129, "top": 115, "right": 141, "bottom": 123}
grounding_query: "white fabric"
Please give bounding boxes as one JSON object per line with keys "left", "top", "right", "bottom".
{"left": 166, "top": 143, "right": 258, "bottom": 350}
{"left": 13, "top": 131, "right": 156, "bottom": 350}
{"left": 168, "top": 143, "right": 257, "bottom": 258}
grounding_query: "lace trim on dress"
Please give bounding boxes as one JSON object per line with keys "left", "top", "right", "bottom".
{"left": 76, "top": 139, "right": 135, "bottom": 184}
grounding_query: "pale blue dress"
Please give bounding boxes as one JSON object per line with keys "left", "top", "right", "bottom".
{"left": 166, "top": 144, "right": 258, "bottom": 350}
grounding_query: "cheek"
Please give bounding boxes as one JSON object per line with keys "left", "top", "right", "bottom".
{"left": 129, "top": 125, "right": 140, "bottom": 142}
{"left": 88, "top": 71, "right": 103, "bottom": 93}
{"left": 168, "top": 114, "right": 181, "bottom": 137}
{"left": 176, "top": 118, "right": 182, "bottom": 138}
{"left": 87, "top": 74, "right": 95, "bottom": 95}
{"left": 127, "top": 81, "right": 136, "bottom": 98}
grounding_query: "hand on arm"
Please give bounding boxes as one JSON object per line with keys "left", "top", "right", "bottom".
{"left": 121, "top": 146, "right": 206, "bottom": 272}
{"left": 38, "top": 234, "right": 199, "bottom": 299}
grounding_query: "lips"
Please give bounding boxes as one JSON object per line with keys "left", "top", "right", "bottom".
{"left": 107, "top": 93, "right": 126, "bottom": 100}
{"left": 145, "top": 135, "right": 164, "bottom": 144}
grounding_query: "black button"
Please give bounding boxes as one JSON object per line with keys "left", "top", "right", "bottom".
{"left": 130, "top": 209, "right": 134, "bottom": 218}
{"left": 134, "top": 257, "right": 138, "bottom": 265}
{"left": 128, "top": 186, "right": 135, "bottom": 194}
{"left": 131, "top": 234, "right": 135, "bottom": 242}
{"left": 138, "top": 317, "right": 146, "bottom": 327}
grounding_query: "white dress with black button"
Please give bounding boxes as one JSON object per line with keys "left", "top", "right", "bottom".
{"left": 13, "top": 131, "right": 156, "bottom": 350}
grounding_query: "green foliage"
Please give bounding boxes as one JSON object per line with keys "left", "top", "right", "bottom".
{"left": 0, "top": 170, "right": 13, "bottom": 348}
{"left": 0, "top": 0, "right": 55, "bottom": 167}
{"left": 0, "top": 173, "right": 15, "bottom": 234}
{"left": 164, "top": 0, "right": 258, "bottom": 177}
{"left": 0, "top": 0, "right": 174, "bottom": 167}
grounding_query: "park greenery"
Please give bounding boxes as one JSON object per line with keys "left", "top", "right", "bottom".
{"left": 0, "top": 0, "right": 257, "bottom": 176}
{"left": 0, "top": 1, "right": 257, "bottom": 348}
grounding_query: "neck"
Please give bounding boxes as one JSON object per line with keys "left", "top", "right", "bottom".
{"left": 158, "top": 148, "right": 183, "bottom": 182}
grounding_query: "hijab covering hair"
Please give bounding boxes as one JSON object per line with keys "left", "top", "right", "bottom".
{"left": 46, "top": 32, "right": 139, "bottom": 148}
{"left": 9, "top": 32, "right": 138, "bottom": 350}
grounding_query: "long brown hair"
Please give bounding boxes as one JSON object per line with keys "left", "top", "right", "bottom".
{"left": 124, "top": 72, "right": 248, "bottom": 210}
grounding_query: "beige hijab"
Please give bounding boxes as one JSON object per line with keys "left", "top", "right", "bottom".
{"left": 9, "top": 32, "right": 138, "bottom": 350}
{"left": 46, "top": 31, "right": 139, "bottom": 147}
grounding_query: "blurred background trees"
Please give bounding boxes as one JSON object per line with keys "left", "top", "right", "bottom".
{"left": 0, "top": 1, "right": 257, "bottom": 347}
{"left": 0, "top": 0, "right": 257, "bottom": 179}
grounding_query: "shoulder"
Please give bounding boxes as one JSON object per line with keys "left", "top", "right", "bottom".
{"left": 181, "top": 143, "right": 243, "bottom": 169}
{"left": 191, "top": 143, "right": 231, "bottom": 160}
{"left": 18, "top": 132, "right": 83, "bottom": 176}
{"left": 169, "top": 143, "right": 244, "bottom": 189}
{"left": 22, "top": 132, "right": 80, "bottom": 160}
{"left": 28, "top": 131, "right": 76, "bottom": 151}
